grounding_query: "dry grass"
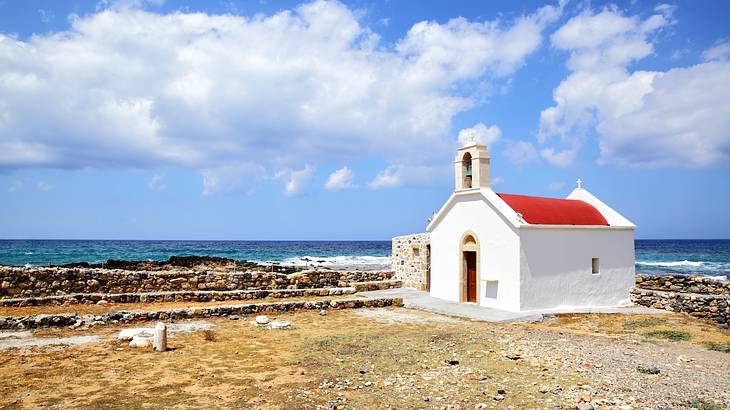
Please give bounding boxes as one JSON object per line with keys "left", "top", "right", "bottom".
{"left": 0, "top": 308, "right": 587, "bottom": 409}
{"left": 523, "top": 312, "right": 730, "bottom": 349}
{"left": 0, "top": 308, "right": 728, "bottom": 409}
{"left": 202, "top": 330, "right": 217, "bottom": 342}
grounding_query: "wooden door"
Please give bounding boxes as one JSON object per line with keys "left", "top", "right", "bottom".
{"left": 465, "top": 251, "right": 477, "bottom": 302}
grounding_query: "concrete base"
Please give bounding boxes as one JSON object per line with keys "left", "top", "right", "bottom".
{"left": 360, "top": 288, "right": 670, "bottom": 323}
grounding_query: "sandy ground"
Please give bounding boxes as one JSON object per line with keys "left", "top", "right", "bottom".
{"left": 0, "top": 307, "right": 728, "bottom": 409}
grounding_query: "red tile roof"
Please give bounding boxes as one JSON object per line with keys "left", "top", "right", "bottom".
{"left": 497, "top": 193, "right": 609, "bottom": 226}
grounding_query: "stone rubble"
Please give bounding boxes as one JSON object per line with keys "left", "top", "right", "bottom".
{"left": 0, "top": 297, "right": 403, "bottom": 329}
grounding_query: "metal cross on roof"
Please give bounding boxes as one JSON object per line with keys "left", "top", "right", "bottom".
{"left": 576, "top": 178, "right": 583, "bottom": 189}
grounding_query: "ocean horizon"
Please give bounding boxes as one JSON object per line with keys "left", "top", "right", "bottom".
{"left": 0, "top": 239, "right": 728, "bottom": 280}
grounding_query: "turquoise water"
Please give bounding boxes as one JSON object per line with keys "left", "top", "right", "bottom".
{"left": 0, "top": 239, "right": 728, "bottom": 279}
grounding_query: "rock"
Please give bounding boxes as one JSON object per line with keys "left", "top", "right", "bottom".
{"left": 445, "top": 359, "right": 459, "bottom": 366}
{"left": 96, "top": 300, "right": 109, "bottom": 306}
{"left": 270, "top": 320, "right": 291, "bottom": 330}
{"left": 255, "top": 315, "right": 270, "bottom": 325}
{"left": 497, "top": 388, "right": 506, "bottom": 395}
{"left": 228, "top": 315, "right": 240, "bottom": 321}
{"left": 153, "top": 322, "right": 167, "bottom": 352}
{"left": 118, "top": 328, "right": 153, "bottom": 341}
{"left": 577, "top": 402, "right": 593, "bottom": 410}
{"left": 636, "top": 365, "right": 660, "bottom": 375}
{"left": 493, "top": 395, "right": 504, "bottom": 401}
{"left": 129, "top": 331, "right": 154, "bottom": 348}
{"left": 319, "top": 309, "right": 328, "bottom": 316}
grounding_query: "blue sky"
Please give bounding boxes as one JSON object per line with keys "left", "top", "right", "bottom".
{"left": 0, "top": 0, "right": 728, "bottom": 240}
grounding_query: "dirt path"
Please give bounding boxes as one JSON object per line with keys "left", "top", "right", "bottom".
{"left": 0, "top": 307, "right": 727, "bottom": 409}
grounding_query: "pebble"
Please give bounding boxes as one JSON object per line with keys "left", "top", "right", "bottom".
{"left": 636, "top": 365, "right": 660, "bottom": 375}
{"left": 493, "top": 395, "right": 505, "bottom": 401}
{"left": 255, "top": 315, "right": 270, "bottom": 325}
{"left": 319, "top": 310, "right": 328, "bottom": 316}
{"left": 228, "top": 315, "right": 240, "bottom": 320}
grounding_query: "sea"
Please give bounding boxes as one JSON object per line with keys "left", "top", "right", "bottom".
{"left": 0, "top": 239, "right": 728, "bottom": 280}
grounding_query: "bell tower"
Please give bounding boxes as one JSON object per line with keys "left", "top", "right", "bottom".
{"left": 455, "top": 143, "right": 490, "bottom": 191}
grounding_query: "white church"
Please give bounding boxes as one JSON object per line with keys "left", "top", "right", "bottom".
{"left": 395, "top": 142, "right": 636, "bottom": 312}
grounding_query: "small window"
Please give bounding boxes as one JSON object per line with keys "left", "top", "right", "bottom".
{"left": 591, "top": 258, "right": 600, "bottom": 274}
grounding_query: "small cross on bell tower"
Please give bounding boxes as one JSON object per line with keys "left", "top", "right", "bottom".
{"left": 576, "top": 178, "right": 583, "bottom": 189}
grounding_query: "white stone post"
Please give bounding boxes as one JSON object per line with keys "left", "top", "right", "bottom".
{"left": 153, "top": 322, "right": 167, "bottom": 352}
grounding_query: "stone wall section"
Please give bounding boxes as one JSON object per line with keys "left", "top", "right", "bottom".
{"left": 0, "top": 297, "right": 404, "bottom": 330}
{"left": 631, "top": 274, "right": 729, "bottom": 328}
{"left": 392, "top": 233, "right": 430, "bottom": 290}
{"left": 0, "top": 267, "right": 394, "bottom": 299}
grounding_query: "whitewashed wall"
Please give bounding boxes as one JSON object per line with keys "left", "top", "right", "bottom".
{"left": 518, "top": 227, "right": 635, "bottom": 311}
{"left": 429, "top": 191, "right": 522, "bottom": 311}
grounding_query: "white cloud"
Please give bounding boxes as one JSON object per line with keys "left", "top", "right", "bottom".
{"left": 491, "top": 176, "right": 505, "bottom": 186}
{"left": 147, "top": 174, "right": 167, "bottom": 191}
{"left": 201, "top": 164, "right": 266, "bottom": 196}
{"left": 275, "top": 164, "right": 315, "bottom": 197}
{"left": 702, "top": 40, "right": 730, "bottom": 61}
{"left": 538, "top": 6, "right": 730, "bottom": 168}
{"left": 0, "top": 1, "right": 559, "bottom": 193}
{"left": 368, "top": 166, "right": 401, "bottom": 189}
{"left": 324, "top": 166, "right": 356, "bottom": 190}
{"left": 540, "top": 146, "right": 577, "bottom": 168}
{"left": 367, "top": 164, "right": 446, "bottom": 189}
{"left": 457, "top": 123, "right": 501, "bottom": 146}
{"left": 8, "top": 180, "right": 24, "bottom": 192}
{"left": 38, "top": 9, "right": 55, "bottom": 23}
{"left": 503, "top": 140, "right": 539, "bottom": 165}
{"left": 36, "top": 180, "right": 53, "bottom": 191}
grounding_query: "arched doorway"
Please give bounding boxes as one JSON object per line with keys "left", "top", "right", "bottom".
{"left": 460, "top": 232, "right": 479, "bottom": 303}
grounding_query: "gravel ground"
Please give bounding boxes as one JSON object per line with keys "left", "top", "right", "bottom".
{"left": 0, "top": 307, "right": 727, "bottom": 409}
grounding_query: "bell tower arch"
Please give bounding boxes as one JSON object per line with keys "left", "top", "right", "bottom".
{"left": 455, "top": 143, "right": 490, "bottom": 191}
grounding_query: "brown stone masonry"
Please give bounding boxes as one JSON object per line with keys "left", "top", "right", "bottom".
{"left": 0, "top": 267, "right": 394, "bottom": 299}
{"left": 631, "top": 274, "right": 729, "bottom": 328}
{"left": 391, "top": 233, "right": 430, "bottom": 290}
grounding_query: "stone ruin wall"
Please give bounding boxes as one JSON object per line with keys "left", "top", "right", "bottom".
{"left": 0, "top": 267, "right": 394, "bottom": 300}
{"left": 392, "top": 233, "right": 430, "bottom": 290}
{"left": 631, "top": 274, "right": 729, "bottom": 328}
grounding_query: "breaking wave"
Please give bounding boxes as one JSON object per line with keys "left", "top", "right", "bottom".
{"left": 274, "top": 255, "right": 391, "bottom": 268}
{"left": 636, "top": 260, "right": 705, "bottom": 268}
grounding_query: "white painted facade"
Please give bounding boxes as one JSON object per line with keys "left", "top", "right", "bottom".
{"left": 425, "top": 143, "right": 635, "bottom": 312}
